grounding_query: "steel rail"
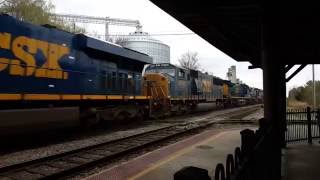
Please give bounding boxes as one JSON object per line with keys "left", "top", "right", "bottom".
{"left": 0, "top": 106, "right": 261, "bottom": 179}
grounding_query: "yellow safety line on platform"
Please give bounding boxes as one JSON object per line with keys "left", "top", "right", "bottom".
{"left": 127, "top": 131, "right": 227, "bottom": 180}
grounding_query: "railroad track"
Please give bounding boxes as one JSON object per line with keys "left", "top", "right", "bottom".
{"left": 0, "top": 121, "right": 216, "bottom": 179}
{"left": 228, "top": 107, "right": 261, "bottom": 119}
{"left": 0, "top": 106, "right": 261, "bottom": 180}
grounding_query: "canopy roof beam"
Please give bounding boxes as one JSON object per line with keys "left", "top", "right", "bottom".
{"left": 286, "top": 64, "right": 307, "bottom": 82}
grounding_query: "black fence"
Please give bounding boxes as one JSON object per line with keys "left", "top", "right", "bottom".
{"left": 213, "top": 120, "right": 278, "bottom": 180}
{"left": 286, "top": 107, "right": 320, "bottom": 143}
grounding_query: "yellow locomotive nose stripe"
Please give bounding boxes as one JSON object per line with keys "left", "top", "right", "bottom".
{"left": 82, "top": 95, "right": 107, "bottom": 100}
{"left": 24, "top": 94, "right": 61, "bottom": 100}
{"left": 61, "top": 95, "right": 81, "bottom": 100}
{"left": 0, "top": 94, "right": 22, "bottom": 100}
{"left": 107, "top": 95, "right": 123, "bottom": 99}
{"left": 0, "top": 93, "right": 152, "bottom": 101}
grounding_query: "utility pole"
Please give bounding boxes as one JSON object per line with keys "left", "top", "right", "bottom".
{"left": 313, "top": 64, "right": 316, "bottom": 110}
{"left": 73, "top": 22, "right": 76, "bottom": 33}
{"left": 105, "top": 22, "right": 109, "bottom": 41}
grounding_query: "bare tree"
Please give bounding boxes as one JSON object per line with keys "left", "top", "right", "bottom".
{"left": 178, "top": 51, "right": 201, "bottom": 70}
{"left": 0, "top": 0, "right": 7, "bottom": 6}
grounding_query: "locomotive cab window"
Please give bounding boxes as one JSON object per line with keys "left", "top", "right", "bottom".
{"left": 178, "top": 70, "right": 185, "bottom": 79}
{"left": 145, "top": 68, "right": 175, "bottom": 77}
{"left": 112, "top": 72, "right": 117, "bottom": 90}
{"left": 135, "top": 74, "right": 141, "bottom": 79}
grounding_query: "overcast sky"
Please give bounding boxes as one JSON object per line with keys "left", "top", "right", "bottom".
{"left": 51, "top": 0, "right": 318, "bottom": 95}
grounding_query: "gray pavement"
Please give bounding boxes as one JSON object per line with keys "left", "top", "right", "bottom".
{"left": 131, "top": 129, "right": 244, "bottom": 180}
{"left": 284, "top": 142, "right": 320, "bottom": 180}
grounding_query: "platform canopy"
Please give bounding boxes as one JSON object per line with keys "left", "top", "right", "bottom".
{"left": 150, "top": 1, "right": 320, "bottom": 68}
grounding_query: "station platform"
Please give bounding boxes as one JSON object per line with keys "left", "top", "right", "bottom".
{"left": 283, "top": 142, "right": 320, "bottom": 180}
{"left": 86, "top": 127, "right": 250, "bottom": 180}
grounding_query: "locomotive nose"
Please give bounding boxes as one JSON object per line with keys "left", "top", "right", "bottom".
{"left": 142, "top": 73, "right": 169, "bottom": 99}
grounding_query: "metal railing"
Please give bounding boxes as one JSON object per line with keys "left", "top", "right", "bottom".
{"left": 211, "top": 122, "right": 277, "bottom": 180}
{"left": 286, "top": 107, "right": 320, "bottom": 143}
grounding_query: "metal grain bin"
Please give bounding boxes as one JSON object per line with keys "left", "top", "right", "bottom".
{"left": 121, "top": 29, "right": 170, "bottom": 64}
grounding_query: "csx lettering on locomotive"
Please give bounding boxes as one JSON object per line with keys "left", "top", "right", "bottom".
{"left": 0, "top": 32, "right": 70, "bottom": 79}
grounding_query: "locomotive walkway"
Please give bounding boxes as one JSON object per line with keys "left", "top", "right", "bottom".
{"left": 85, "top": 127, "right": 251, "bottom": 180}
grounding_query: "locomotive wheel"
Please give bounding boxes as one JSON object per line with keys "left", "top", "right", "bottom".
{"left": 115, "top": 111, "right": 130, "bottom": 121}
{"left": 176, "top": 105, "right": 184, "bottom": 115}
{"left": 80, "top": 117, "right": 99, "bottom": 129}
{"left": 164, "top": 110, "right": 172, "bottom": 118}
{"left": 184, "top": 105, "right": 192, "bottom": 114}
{"left": 133, "top": 110, "right": 145, "bottom": 121}
{"left": 80, "top": 108, "right": 100, "bottom": 129}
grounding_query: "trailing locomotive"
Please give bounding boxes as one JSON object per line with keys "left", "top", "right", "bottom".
{"left": 142, "top": 63, "right": 263, "bottom": 114}
{"left": 0, "top": 14, "right": 262, "bottom": 135}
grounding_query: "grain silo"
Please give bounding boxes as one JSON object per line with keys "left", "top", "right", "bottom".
{"left": 121, "top": 28, "right": 170, "bottom": 64}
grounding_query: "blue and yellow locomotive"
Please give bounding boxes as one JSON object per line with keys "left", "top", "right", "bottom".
{"left": 0, "top": 14, "right": 262, "bottom": 135}
{"left": 0, "top": 14, "right": 153, "bottom": 135}
{"left": 143, "top": 63, "right": 263, "bottom": 112}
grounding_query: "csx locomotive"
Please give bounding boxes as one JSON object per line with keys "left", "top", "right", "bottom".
{"left": 142, "top": 63, "right": 263, "bottom": 115}
{"left": 0, "top": 14, "right": 262, "bottom": 135}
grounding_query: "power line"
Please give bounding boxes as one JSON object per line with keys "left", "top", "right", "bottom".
{"left": 87, "top": 32, "right": 196, "bottom": 37}
{"left": 51, "top": 13, "right": 197, "bottom": 38}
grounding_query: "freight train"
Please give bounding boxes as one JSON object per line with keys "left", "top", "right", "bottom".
{"left": 142, "top": 63, "right": 263, "bottom": 116}
{"left": 0, "top": 14, "right": 262, "bottom": 135}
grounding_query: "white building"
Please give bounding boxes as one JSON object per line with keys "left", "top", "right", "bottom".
{"left": 227, "top": 65, "right": 237, "bottom": 83}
